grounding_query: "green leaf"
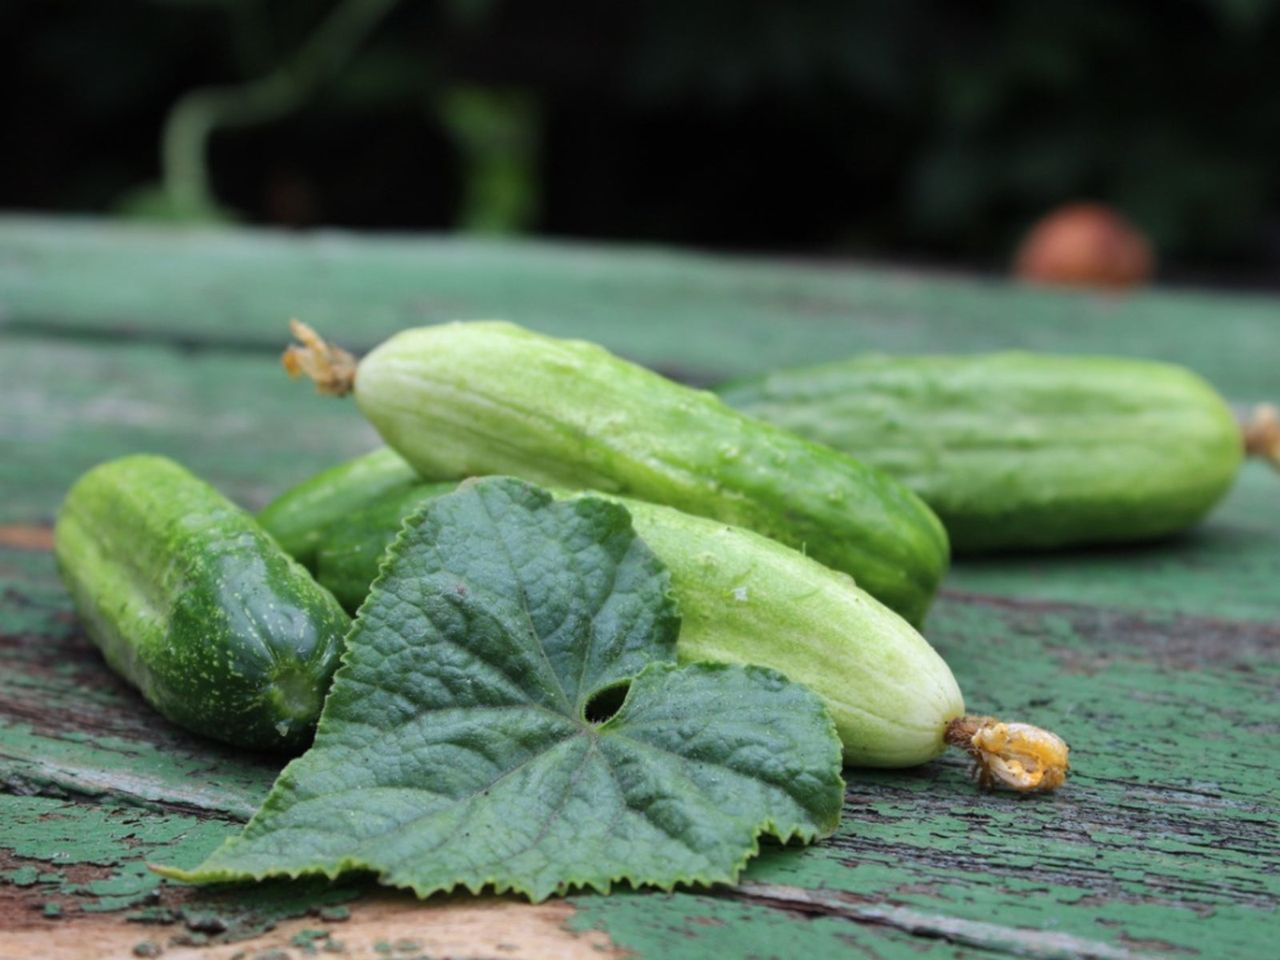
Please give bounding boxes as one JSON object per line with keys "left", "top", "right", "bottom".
{"left": 157, "top": 477, "right": 843, "bottom": 901}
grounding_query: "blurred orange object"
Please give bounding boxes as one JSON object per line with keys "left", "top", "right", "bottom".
{"left": 1014, "top": 202, "right": 1154, "bottom": 290}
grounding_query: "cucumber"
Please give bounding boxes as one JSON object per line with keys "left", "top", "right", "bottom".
{"left": 291, "top": 320, "right": 949, "bottom": 625}
{"left": 257, "top": 447, "right": 421, "bottom": 568}
{"left": 55, "top": 455, "right": 351, "bottom": 752}
{"left": 718, "top": 352, "right": 1244, "bottom": 552}
{"left": 311, "top": 478, "right": 964, "bottom": 767}
{"left": 316, "top": 482, "right": 457, "bottom": 611}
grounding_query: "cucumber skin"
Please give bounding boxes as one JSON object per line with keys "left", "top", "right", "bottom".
{"left": 353, "top": 322, "right": 949, "bottom": 626}
{"left": 317, "top": 484, "right": 456, "bottom": 611}
{"left": 55, "top": 455, "right": 351, "bottom": 752}
{"left": 718, "top": 352, "right": 1244, "bottom": 552}
{"left": 315, "top": 480, "right": 964, "bottom": 767}
{"left": 257, "top": 447, "right": 421, "bottom": 569}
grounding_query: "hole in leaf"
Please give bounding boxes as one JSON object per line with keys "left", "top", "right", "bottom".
{"left": 584, "top": 681, "right": 631, "bottom": 724}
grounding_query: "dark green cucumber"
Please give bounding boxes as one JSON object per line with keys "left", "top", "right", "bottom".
{"left": 316, "top": 482, "right": 457, "bottom": 611}
{"left": 55, "top": 455, "right": 351, "bottom": 751}
{"left": 258, "top": 447, "right": 421, "bottom": 568}
{"left": 343, "top": 321, "right": 949, "bottom": 625}
{"left": 718, "top": 352, "right": 1244, "bottom": 552}
{"left": 311, "top": 478, "right": 963, "bottom": 767}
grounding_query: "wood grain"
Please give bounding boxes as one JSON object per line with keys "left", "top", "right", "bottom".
{"left": 1, "top": 217, "right": 1277, "bottom": 959}
{"left": 1, "top": 215, "right": 1277, "bottom": 398}
{"left": 0, "top": 895, "right": 621, "bottom": 960}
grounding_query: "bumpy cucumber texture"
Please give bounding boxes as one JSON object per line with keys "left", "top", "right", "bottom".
{"left": 344, "top": 321, "right": 949, "bottom": 625}
{"left": 56, "top": 455, "right": 351, "bottom": 751}
{"left": 719, "top": 352, "right": 1243, "bottom": 552}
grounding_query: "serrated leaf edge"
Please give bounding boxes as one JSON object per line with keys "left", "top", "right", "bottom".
{"left": 151, "top": 801, "right": 831, "bottom": 903}
{"left": 153, "top": 660, "right": 844, "bottom": 901}
{"left": 153, "top": 482, "right": 845, "bottom": 900}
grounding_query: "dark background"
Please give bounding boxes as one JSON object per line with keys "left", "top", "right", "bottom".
{"left": 5, "top": 0, "right": 1279, "bottom": 283}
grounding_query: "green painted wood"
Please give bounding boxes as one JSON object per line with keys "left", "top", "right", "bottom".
{"left": 6, "top": 549, "right": 1276, "bottom": 952}
{"left": 0, "top": 334, "right": 377, "bottom": 527}
{"left": 2, "top": 218, "right": 1278, "bottom": 957}
{"left": 1, "top": 215, "right": 1277, "bottom": 399}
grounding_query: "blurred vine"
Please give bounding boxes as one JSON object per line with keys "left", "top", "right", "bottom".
{"left": 160, "top": 0, "right": 401, "bottom": 220}
{"left": 439, "top": 88, "right": 539, "bottom": 234}
{"left": 4, "top": 0, "right": 1279, "bottom": 275}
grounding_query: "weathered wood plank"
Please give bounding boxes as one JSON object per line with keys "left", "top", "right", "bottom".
{"left": 2, "top": 222, "right": 1278, "bottom": 958}
{"left": 4, "top": 581, "right": 1276, "bottom": 955}
{"left": 1, "top": 895, "right": 622, "bottom": 960}
{"left": 0, "top": 793, "right": 617, "bottom": 959}
{"left": 0, "top": 613, "right": 274, "bottom": 819}
{"left": 0, "top": 333, "right": 378, "bottom": 527}
{"left": 1, "top": 215, "right": 1277, "bottom": 398}
{"left": 5, "top": 358, "right": 1274, "bottom": 957}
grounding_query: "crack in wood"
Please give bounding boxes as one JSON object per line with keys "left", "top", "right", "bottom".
{"left": 827, "top": 789, "right": 1279, "bottom": 908}
{"left": 729, "top": 883, "right": 1161, "bottom": 959}
{"left": 0, "top": 752, "right": 260, "bottom": 821}
{"left": 938, "top": 588, "right": 1280, "bottom": 669}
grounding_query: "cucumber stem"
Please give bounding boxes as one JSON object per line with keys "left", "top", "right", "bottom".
{"left": 1243, "top": 403, "right": 1280, "bottom": 470}
{"left": 944, "top": 715, "right": 1069, "bottom": 793}
{"left": 282, "top": 319, "right": 358, "bottom": 396}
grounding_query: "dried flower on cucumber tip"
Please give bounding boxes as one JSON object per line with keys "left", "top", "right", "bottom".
{"left": 945, "top": 716, "right": 1069, "bottom": 793}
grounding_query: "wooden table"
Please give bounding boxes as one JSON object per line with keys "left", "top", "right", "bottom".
{"left": 1, "top": 216, "right": 1276, "bottom": 959}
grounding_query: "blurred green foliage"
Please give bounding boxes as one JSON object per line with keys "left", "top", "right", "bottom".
{"left": 3, "top": 0, "right": 1278, "bottom": 275}
{"left": 440, "top": 88, "right": 539, "bottom": 234}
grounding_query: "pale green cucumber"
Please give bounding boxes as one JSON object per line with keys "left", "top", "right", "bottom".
{"left": 332, "top": 321, "right": 948, "bottom": 625}
{"left": 311, "top": 477, "right": 965, "bottom": 767}
{"left": 719, "top": 352, "right": 1244, "bottom": 552}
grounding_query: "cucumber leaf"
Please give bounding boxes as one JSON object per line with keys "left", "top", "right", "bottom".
{"left": 157, "top": 477, "right": 843, "bottom": 901}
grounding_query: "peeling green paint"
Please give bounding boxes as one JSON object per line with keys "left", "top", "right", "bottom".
{"left": 0, "top": 794, "right": 232, "bottom": 911}
{"left": 0, "top": 718, "right": 274, "bottom": 818}
{"left": 5, "top": 865, "right": 40, "bottom": 887}
{"left": 3, "top": 224, "right": 1279, "bottom": 958}
{"left": 129, "top": 879, "right": 364, "bottom": 944}
{"left": 0, "top": 794, "right": 360, "bottom": 929}
{"left": 564, "top": 589, "right": 1279, "bottom": 958}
